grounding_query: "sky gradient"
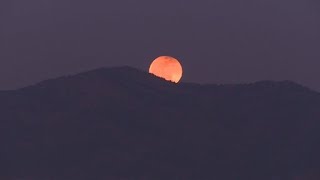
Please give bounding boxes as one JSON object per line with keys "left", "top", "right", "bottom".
{"left": 1, "top": 0, "right": 320, "bottom": 90}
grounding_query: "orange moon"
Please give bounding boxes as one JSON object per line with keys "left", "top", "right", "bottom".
{"left": 149, "top": 56, "right": 183, "bottom": 83}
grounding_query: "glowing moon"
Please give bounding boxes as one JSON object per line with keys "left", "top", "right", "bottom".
{"left": 149, "top": 56, "right": 183, "bottom": 83}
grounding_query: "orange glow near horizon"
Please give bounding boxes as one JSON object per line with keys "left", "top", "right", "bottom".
{"left": 149, "top": 56, "right": 183, "bottom": 83}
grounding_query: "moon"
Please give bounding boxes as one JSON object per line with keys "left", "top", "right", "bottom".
{"left": 149, "top": 56, "right": 183, "bottom": 83}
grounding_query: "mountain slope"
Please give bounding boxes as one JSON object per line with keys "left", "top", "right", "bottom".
{"left": 1, "top": 67, "right": 320, "bottom": 180}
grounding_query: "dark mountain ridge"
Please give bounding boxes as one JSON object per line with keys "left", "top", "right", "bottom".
{"left": 1, "top": 66, "right": 320, "bottom": 180}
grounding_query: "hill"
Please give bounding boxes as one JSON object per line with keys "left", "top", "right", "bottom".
{"left": 1, "top": 67, "right": 320, "bottom": 180}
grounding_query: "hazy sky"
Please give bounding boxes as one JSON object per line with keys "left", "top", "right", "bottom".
{"left": 1, "top": 0, "right": 320, "bottom": 90}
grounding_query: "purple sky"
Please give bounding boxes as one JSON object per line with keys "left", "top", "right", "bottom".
{"left": 1, "top": 0, "right": 320, "bottom": 90}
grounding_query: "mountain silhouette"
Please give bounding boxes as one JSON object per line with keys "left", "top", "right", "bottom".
{"left": 1, "top": 66, "right": 320, "bottom": 180}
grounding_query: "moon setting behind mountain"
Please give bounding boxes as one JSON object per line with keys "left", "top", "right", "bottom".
{"left": 149, "top": 56, "right": 183, "bottom": 83}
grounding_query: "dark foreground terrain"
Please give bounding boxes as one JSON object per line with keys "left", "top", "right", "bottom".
{"left": 1, "top": 67, "right": 320, "bottom": 180}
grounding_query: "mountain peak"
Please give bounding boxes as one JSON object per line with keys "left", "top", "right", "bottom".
{"left": 20, "top": 66, "right": 165, "bottom": 90}
{"left": 1, "top": 66, "right": 320, "bottom": 179}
